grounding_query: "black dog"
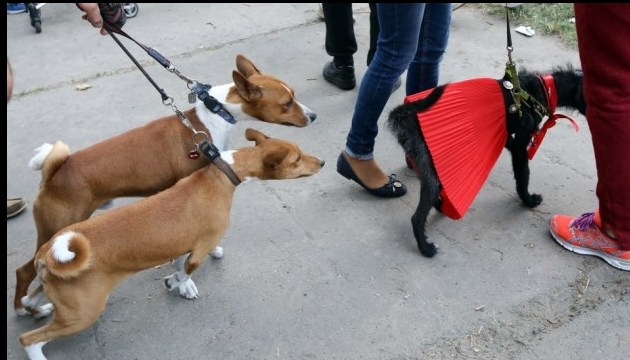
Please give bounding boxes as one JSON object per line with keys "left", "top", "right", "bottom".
{"left": 387, "top": 65, "right": 586, "bottom": 257}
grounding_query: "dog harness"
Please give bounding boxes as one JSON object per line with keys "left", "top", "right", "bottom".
{"left": 405, "top": 78, "right": 507, "bottom": 220}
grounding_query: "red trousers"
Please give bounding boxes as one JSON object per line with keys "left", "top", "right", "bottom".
{"left": 575, "top": 4, "right": 630, "bottom": 249}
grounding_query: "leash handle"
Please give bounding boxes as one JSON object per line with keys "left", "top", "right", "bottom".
{"left": 99, "top": 3, "right": 126, "bottom": 30}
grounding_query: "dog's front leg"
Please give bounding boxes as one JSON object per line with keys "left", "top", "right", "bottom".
{"left": 510, "top": 132, "right": 542, "bottom": 208}
{"left": 164, "top": 254, "right": 199, "bottom": 299}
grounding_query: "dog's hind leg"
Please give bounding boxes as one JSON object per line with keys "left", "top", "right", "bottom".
{"left": 19, "top": 282, "right": 107, "bottom": 359}
{"left": 14, "top": 257, "right": 38, "bottom": 314}
{"left": 411, "top": 156, "right": 441, "bottom": 258}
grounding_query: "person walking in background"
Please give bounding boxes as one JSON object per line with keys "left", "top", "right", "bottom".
{"left": 548, "top": 3, "right": 630, "bottom": 271}
{"left": 320, "top": 3, "right": 364, "bottom": 90}
{"left": 336, "top": 4, "right": 452, "bottom": 197}
{"left": 320, "top": 3, "right": 400, "bottom": 92}
{"left": 25, "top": 3, "right": 42, "bottom": 33}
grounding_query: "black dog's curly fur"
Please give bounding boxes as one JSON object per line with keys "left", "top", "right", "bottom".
{"left": 387, "top": 65, "right": 586, "bottom": 257}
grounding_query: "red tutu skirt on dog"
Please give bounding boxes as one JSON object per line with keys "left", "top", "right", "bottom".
{"left": 404, "top": 78, "right": 507, "bottom": 219}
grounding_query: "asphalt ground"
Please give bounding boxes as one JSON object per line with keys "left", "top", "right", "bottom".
{"left": 7, "top": 4, "right": 629, "bottom": 360}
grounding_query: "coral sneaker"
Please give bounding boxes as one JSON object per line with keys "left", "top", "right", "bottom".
{"left": 549, "top": 210, "right": 630, "bottom": 271}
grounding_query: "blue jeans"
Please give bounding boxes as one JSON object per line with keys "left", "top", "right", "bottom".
{"left": 345, "top": 3, "right": 452, "bottom": 160}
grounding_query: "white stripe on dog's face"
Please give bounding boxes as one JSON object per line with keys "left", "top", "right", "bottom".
{"left": 51, "top": 231, "right": 78, "bottom": 263}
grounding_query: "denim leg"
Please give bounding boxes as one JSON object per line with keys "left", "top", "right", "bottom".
{"left": 345, "top": 4, "right": 424, "bottom": 159}
{"left": 407, "top": 3, "right": 452, "bottom": 95}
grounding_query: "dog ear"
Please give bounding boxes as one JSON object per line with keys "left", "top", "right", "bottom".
{"left": 245, "top": 128, "right": 270, "bottom": 145}
{"left": 232, "top": 71, "right": 263, "bottom": 101}
{"left": 262, "top": 147, "right": 290, "bottom": 169}
{"left": 235, "top": 54, "right": 262, "bottom": 78}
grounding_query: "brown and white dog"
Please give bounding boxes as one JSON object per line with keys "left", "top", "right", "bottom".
{"left": 14, "top": 54, "right": 316, "bottom": 314}
{"left": 18, "top": 128, "right": 324, "bottom": 360}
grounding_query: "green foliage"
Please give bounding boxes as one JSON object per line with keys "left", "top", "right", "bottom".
{"left": 475, "top": 3, "right": 577, "bottom": 49}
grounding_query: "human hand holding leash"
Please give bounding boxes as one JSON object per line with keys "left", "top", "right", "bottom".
{"left": 77, "top": 3, "right": 126, "bottom": 35}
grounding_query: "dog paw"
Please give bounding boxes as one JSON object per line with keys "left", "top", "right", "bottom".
{"left": 33, "top": 303, "right": 55, "bottom": 319}
{"left": 523, "top": 193, "right": 543, "bottom": 208}
{"left": 178, "top": 279, "right": 199, "bottom": 299}
{"left": 210, "top": 246, "right": 224, "bottom": 259}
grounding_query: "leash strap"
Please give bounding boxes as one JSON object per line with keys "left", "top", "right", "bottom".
{"left": 102, "top": 18, "right": 240, "bottom": 184}
{"left": 106, "top": 30, "right": 171, "bottom": 103}
{"left": 103, "top": 21, "right": 194, "bottom": 85}
{"left": 105, "top": 21, "right": 236, "bottom": 122}
{"left": 503, "top": 5, "right": 577, "bottom": 160}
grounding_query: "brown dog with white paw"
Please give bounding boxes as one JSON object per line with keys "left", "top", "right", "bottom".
{"left": 14, "top": 54, "right": 316, "bottom": 315}
{"left": 18, "top": 128, "right": 324, "bottom": 360}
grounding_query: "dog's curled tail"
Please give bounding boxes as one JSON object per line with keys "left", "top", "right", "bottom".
{"left": 29, "top": 141, "right": 70, "bottom": 183}
{"left": 41, "top": 231, "right": 92, "bottom": 279}
{"left": 387, "top": 85, "right": 446, "bottom": 146}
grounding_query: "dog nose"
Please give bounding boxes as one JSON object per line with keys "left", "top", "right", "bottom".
{"left": 309, "top": 112, "right": 317, "bottom": 122}
{"left": 319, "top": 159, "right": 325, "bottom": 167}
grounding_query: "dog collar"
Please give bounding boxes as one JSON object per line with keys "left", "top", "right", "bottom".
{"left": 197, "top": 139, "right": 241, "bottom": 186}
{"left": 527, "top": 75, "right": 578, "bottom": 160}
{"left": 539, "top": 74, "right": 558, "bottom": 113}
{"left": 193, "top": 83, "right": 236, "bottom": 125}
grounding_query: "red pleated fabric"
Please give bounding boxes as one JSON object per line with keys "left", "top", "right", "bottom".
{"left": 404, "top": 78, "right": 507, "bottom": 219}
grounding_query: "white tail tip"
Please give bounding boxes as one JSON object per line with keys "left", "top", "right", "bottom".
{"left": 29, "top": 143, "right": 54, "bottom": 170}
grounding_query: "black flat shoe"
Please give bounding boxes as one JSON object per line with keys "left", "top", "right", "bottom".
{"left": 336, "top": 153, "right": 407, "bottom": 198}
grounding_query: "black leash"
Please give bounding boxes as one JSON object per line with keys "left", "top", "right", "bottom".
{"left": 106, "top": 29, "right": 171, "bottom": 103}
{"left": 101, "top": 14, "right": 241, "bottom": 186}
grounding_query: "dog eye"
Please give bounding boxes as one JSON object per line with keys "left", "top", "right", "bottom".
{"left": 283, "top": 99, "right": 294, "bottom": 108}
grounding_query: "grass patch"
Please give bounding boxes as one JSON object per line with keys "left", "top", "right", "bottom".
{"left": 473, "top": 3, "right": 577, "bottom": 49}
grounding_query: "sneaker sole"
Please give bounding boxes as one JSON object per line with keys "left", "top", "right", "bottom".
{"left": 550, "top": 226, "right": 630, "bottom": 271}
